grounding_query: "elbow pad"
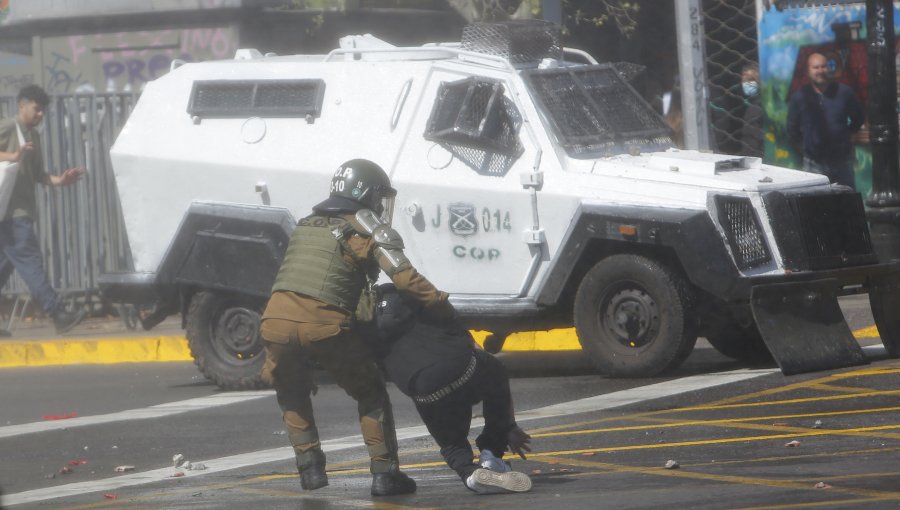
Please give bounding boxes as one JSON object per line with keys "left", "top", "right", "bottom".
{"left": 373, "top": 224, "right": 411, "bottom": 274}
{"left": 355, "top": 209, "right": 411, "bottom": 275}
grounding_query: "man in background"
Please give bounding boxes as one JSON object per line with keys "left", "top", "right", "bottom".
{"left": 787, "top": 52, "right": 864, "bottom": 188}
{"left": 0, "top": 85, "right": 85, "bottom": 335}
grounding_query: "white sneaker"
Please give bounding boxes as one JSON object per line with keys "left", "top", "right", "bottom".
{"left": 479, "top": 449, "right": 512, "bottom": 473}
{"left": 465, "top": 468, "right": 532, "bottom": 494}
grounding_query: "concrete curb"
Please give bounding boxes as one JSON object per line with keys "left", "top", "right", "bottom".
{"left": 0, "top": 326, "right": 883, "bottom": 368}
{"left": 0, "top": 336, "right": 192, "bottom": 367}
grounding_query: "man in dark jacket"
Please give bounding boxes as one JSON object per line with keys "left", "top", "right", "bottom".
{"left": 787, "top": 52, "right": 864, "bottom": 188}
{"left": 371, "top": 284, "right": 532, "bottom": 494}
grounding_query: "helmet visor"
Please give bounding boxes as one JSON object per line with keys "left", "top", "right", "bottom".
{"left": 380, "top": 195, "right": 396, "bottom": 224}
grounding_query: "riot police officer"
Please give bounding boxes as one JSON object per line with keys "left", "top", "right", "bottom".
{"left": 260, "top": 159, "right": 455, "bottom": 497}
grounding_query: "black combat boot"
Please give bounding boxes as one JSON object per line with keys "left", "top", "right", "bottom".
{"left": 371, "top": 470, "right": 416, "bottom": 496}
{"left": 296, "top": 448, "right": 328, "bottom": 490}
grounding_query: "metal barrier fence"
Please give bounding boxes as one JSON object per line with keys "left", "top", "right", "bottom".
{"left": 702, "top": 0, "right": 762, "bottom": 157}
{"left": 0, "top": 94, "right": 135, "bottom": 317}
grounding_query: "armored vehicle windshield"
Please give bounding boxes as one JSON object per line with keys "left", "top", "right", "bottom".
{"left": 522, "top": 65, "right": 673, "bottom": 158}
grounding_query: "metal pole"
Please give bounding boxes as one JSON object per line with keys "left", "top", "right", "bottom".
{"left": 674, "top": 0, "right": 711, "bottom": 150}
{"left": 865, "top": 0, "right": 900, "bottom": 262}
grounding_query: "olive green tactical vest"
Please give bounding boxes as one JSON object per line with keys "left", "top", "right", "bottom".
{"left": 272, "top": 215, "right": 368, "bottom": 312}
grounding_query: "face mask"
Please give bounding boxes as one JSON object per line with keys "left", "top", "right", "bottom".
{"left": 742, "top": 81, "right": 759, "bottom": 97}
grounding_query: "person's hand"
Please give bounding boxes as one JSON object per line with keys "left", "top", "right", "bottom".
{"left": 59, "top": 167, "right": 85, "bottom": 186}
{"left": 11, "top": 142, "right": 33, "bottom": 162}
{"left": 507, "top": 426, "right": 532, "bottom": 460}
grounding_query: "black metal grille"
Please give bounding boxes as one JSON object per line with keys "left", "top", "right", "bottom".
{"left": 461, "top": 20, "right": 562, "bottom": 64}
{"left": 716, "top": 196, "right": 771, "bottom": 270}
{"left": 424, "top": 77, "right": 522, "bottom": 168}
{"left": 764, "top": 190, "right": 876, "bottom": 271}
{"left": 187, "top": 79, "right": 325, "bottom": 118}
{"left": 523, "top": 65, "right": 672, "bottom": 158}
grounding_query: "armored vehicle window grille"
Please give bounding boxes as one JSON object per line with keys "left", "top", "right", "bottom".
{"left": 523, "top": 65, "right": 672, "bottom": 158}
{"left": 187, "top": 80, "right": 325, "bottom": 118}
{"left": 716, "top": 196, "right": 771, "bottom": 270}
{"left": 764, "top": 190, "right": 875, "bottom": 271}
{"left": 461, "top": 20, "right": 562, "bottom": 64}
{"left": 424, "top": 77, "right": 522, "bottom": 161}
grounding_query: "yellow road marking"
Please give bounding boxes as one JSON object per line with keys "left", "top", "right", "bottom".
{"left": 530, "top": 405, "right": 900, "bottom": 438}
{"left": 528, "top": 423, "right": 900, "bottom": 456}
{"left": 723, "top": 497, "right": 887, "bottom": 510}
{"left": 536, "top": 455, "right": 900, "bottom": 500}
{"left": 803, "top": 382, "right": 878, "bottom": 394}
{"left": 643, "top": 416, "right": 900, "bottom": 441}
{"left": 663, "top": 389, "right": 900, "bottom": 412}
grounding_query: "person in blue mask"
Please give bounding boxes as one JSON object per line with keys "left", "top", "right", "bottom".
{"left": 710, "top": 64, "right": 764, "bottom": 158}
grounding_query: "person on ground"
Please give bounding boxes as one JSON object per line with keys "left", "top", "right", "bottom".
{"left": 370, "top": 283, "right": 533, "bottom": 495}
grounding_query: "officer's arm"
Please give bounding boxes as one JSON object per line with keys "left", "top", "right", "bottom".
{"left": 355, "top": 209, "right": 455, "bottom": 320}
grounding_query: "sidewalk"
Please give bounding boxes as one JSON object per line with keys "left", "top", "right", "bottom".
{"left": 0, "top": 315, "right": 191, "bottom": 368}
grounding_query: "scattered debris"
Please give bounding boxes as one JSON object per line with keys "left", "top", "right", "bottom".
{"left": 581, "top": 452, "right": 595, "bottom": 457}
{"left": 812, "top": 420, "right": 823, "bottom": 429}
{"left": 67, "top": 459, "right": 88, "bottom": 466}
{"left": 42, "top": 412, "right": 78, "bottom": 421}
{"left": 114, "top": 465, "right": 135, "bottom": 472}
{"left": 103, "top": 493, "right": 118, "bottom": 500}
{"left": 83, "top": 446, "right": 89, "bottom": 451}
{"left": 272, "top": 431, "right": 286, "bottom": 436}
{"left": 111, "top": 445, "right": 119, "bottom": 449}
{"left": 784, "top": 440, "right": 801, "bottom": 448}
{"left": 531, "top": 469, "right": 542, "bottom": 475}
{"left": 772, "top": 422, "right": 789, "bottom": 427}
{"left": 58, "top": 466, "right": 73, "bottom": 475}
{"left": 172, "top": 471, "right": 185, "bottom": 478}
{"left": 814, "top": 482, "right": 832, "bottom": 489}
{"left": 664, "top": 460, "right": 679, "bottom": 469}
{"left": 172, "top": 453, "right": 208, "bottom": 471}
{"left": 45, "top": 473, "right": 56, "bottom": 479}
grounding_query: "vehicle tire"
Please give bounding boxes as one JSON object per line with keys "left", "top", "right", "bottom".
{"left": 869, "top": 276, "right": 900, "bottom": 358}
{"left": 574, "top": 254, "right": 697, "bottom": 377}
{"left": 186, "top": 290, "right": 270, "bottom": 390}
{"left": 704, "top": 320, "right": 774, "bottom": 364}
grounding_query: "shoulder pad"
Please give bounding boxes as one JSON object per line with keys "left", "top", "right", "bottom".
{"left": 354, "top": 209, "right": 384, "bottom": 235}
{"left": 373, "top": 225, "right": 405, "bottom": 250}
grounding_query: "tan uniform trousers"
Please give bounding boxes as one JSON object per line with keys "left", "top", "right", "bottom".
{"left": 260, "top": 317, "right": 398, "bottom": 473}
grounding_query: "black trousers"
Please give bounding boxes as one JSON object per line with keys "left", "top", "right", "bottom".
{"left": 415, "top": 349, "right": 516, "bottom": 481}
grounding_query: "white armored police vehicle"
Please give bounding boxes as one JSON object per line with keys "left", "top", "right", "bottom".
{"left": 100, "top": 21, "right": 900, "bottom": 389}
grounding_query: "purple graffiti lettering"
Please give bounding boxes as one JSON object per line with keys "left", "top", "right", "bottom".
{"left": 103, "top": 61, "right": 126, "bottom": 81}
{"left": 148, "top": 54, "right": 171, "bottom": 79}
{"left": 127, "top": 59, "right": 147, "bottom": 84}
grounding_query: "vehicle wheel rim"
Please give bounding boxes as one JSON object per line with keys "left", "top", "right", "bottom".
{"left": 211, "top": 305, "right": 263, "bottom": 365}
{"left": 600, "top": 285, "right": 659, "bottom": 350}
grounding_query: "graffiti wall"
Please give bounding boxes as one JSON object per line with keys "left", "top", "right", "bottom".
{"left": 44, "top": 27, "right": 239, "bottom": 94}
{"left": 758, "top": 2, "right": 900, "bottom": 196}
{"left": 0, "top": 26, "right": 238, "bottom": 96}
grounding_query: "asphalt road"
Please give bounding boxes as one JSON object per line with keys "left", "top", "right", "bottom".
{"left": 1, "top": 296, "right": 899, "bottom": 509}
